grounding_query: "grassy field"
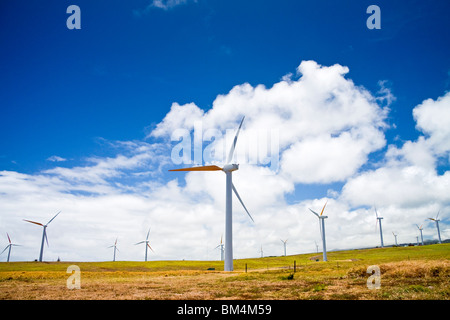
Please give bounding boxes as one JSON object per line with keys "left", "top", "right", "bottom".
{"left": 0, "top": 244, "right": 449, "bottom": 300}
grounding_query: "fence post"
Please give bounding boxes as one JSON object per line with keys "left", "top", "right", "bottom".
{"left": 294, "top": 260, "right": 296, "bottom": 273}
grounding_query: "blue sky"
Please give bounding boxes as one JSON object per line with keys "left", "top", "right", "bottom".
{"left": 1, "top": 1, "right": 449, "bottom": 261}
{"left": 1, "top": 0, "right": 449, "bottom": 172}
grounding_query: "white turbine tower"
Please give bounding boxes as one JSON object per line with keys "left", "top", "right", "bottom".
{"left": 108, "top": 238, "right": 119, "bottom": 262}
{"left": 169, "top": 117, "right": 254, "bottom": 272}
{"left": 23, "top": 211, "right": 61, "bottom": 262}
{"left": 309, "top": 201, "right": 328, "bottom": 262}
{"left": 1, "top": 233, "right": 21, "bottom": 262}
{"left": 214, "top": 235, "right": 225, "bottom": 261}
{"left": 416, "top": 224, "right": 424, "bottom": 246}
{"left": 428, "top": 211, "right": 442, "bottom": 244}
{"left": 392, "top": 232, "right": 398, "bottom": 246}
{"left": 280, "top": 239, "right": 288, "bottom": 256}
{"left": 260, "top": 245, "right": 263, "bottom": 258}
{"left": 135, "top": 228, "right": 154, "bottom": 262}
{"left": 375, "top": 207, "right": 384, "bottom": 248}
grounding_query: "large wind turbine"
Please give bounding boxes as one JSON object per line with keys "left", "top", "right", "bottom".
{"left": 214, "top": 235, "right": 224, "bottom": 261}
{"left": 108, "top": 238, "right": 119, "bottom": 262}
{"left": 169, "top": 117, "right": 254, "bottom": 272}
{"left": 23, "top": 211, "right": 61, "bottom": 262}
{"left": 1, "top": 233, "right": 20, "bottom": 262}
{"left": 135, "top": 228, "right": 154, "bottom": 262}
{"left": 375, "top": 207, "right": 384, "bottom": 248}
{"left": 428, "top": 211, "right": 442, "bottom": 244}
{"left": 416, "top": 224, "right": 424, "bottom": 246}
{"left": 309, "top": 201, "right": 328, "bottom": 262}
{"left": 280, "top": 239, "right": 288, "bottom": 256}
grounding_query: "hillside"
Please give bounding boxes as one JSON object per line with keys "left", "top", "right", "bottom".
{"left": 0, "top": 244, "right": 449, "bottom": 300}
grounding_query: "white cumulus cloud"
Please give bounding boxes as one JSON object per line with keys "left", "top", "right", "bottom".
{"left": 1, "top": 61, "right": 449, "bottom": 263}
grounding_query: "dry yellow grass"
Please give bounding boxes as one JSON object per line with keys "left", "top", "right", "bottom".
{"left": 1, "top": 245, "right": 449, "bottom": 300}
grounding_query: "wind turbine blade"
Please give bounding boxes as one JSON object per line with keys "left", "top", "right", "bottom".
{"left": 309, "top": 208, "right": 319, "bottom": 218}
{"left": 232, "top": 183, "right": 254, "bottom": 222}
{"left": 374, "top": 207, "right": 379, "bottom": 218}
{"left": 428, "top": 218, "right": 435, "bottom": 221}
{"left": 146, "top": 228, "right": 151, "bottom": 241}
{"left": 46, "top": 211, "right": 61, "bottom": 226}
{"left": 436, "top": 210, "right": 440, "bottom": 220}
{"left": 319, "top": 201, "right": 328, "bottom": 216}
{"left": 169, "top": 165, "right": 222, "bottom": 172}
{"left": 147, "top": 243, "right": 154, "bottom": 252}
{"left": 227, "top": 117, "right": 245, "bottom": 164}
{"left": 23, "top": 219, "right": 44, "bottom": 227}
{"left": 7, "top": 233, "right": 11, "bottom": 244}
{"left": 0, "top": 246, "right": 9, "bottom": 255}
{"left": 135, "top": 241, "right": 145, "bottom": 245}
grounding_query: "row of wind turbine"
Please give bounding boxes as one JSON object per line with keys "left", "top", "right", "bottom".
{"left": 2, "top": 118, "right": 446, "bottom": 265}
{"left": 376, "top": 209, "right": 442, "bottom": 247}
{"left": 108, "top": 228, "right": 155, "bottom": 262}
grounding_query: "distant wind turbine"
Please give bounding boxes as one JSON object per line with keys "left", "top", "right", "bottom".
{"left": 169, "top": 117, "right": 254, "bottom": 272}
{"left": 428, "top": 211, "right": 442, "bottom": 244}
{"left": 309, "top": 201, "right": 328, "bottom": 262}
{"left": 108, "top": 238, "right": 119, "bottom": 262}
{"left": 23, "top": 211, "right": 61, "bottom": 262}
{"left": 392, "top": 232, "right": 398, "bottom": 246}
{"left": 280, "top": 239, "right": 288, "bottom": 256}
{"left": 135, "top": 228, "right": 154, "bottom": 262}
{"left": 1, "top": 233, "right": 21, "bottom": 262}
{"left": 214, "top": 235, "right": 224, "bottom": 261}
{"left": 416, "top": 224, "right": 424, "bottom": 246}
{"left": 375, "top": 207, "right": 384, "bottom": 248}
{"left": 260, "top": 245, "right": 263, "bottom": 258}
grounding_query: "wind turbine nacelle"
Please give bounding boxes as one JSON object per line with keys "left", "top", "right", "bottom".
{"left": 222, "top": 164, "right": 239, "bottom": 172}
